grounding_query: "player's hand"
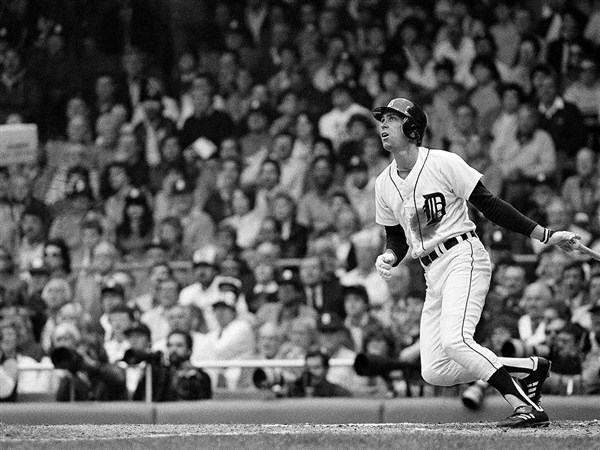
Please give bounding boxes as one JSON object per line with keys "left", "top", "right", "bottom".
{"left": 375, "top": 251, "right": 396, "bottom": 280}
{"left": 547, "top": 231, "right": 581, "bottom": 253}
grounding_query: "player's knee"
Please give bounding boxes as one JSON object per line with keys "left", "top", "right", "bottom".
{"left": 440, "top": 335, "right": 467, "bottom": 359}
{"left": 421, "top": 364, "right": 454, "bottom": 387}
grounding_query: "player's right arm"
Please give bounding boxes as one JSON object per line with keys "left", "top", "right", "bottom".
{"left": 376, "top": 225, "right": 410, "bottom": 279}
{"left": 374, "top": 171, "right": 409, "bottom": 279}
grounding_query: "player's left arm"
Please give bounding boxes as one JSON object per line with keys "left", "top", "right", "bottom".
{"left": 468, "top": 180, "right": 580, "bottom": 252}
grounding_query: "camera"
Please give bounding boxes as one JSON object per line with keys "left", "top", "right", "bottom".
{"left": 50, "top": 347, "right": 84, "bottom": 374}
{"left": 252, "top": 368, "right": 297, "bottom": 397}
{"left": 122, "top": 349, "right": 163, "bottom": 366}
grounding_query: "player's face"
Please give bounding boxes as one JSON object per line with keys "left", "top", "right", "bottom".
{"left": 379, "top": 112, "right": 409, "bottom": 151}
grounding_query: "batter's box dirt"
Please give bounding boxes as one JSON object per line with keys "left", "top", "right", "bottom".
{"left": 1, "top": 421, "right": 599, "bottom": 449}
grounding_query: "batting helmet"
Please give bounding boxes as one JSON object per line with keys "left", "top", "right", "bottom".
{"left": 372, "top": 98, "right": 427, "bottom": 145}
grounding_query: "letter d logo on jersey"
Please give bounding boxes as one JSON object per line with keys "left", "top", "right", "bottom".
{"left": 423, "top": 193, "right": 446, "bottom": 226}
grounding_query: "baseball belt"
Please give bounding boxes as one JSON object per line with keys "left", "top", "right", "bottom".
{"left": 420, "top": 231, "right": 477, "bottom": 267}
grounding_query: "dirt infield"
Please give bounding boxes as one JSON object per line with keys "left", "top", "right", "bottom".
{"left": 1, "top": 421, "right": 599, "bottom": 450}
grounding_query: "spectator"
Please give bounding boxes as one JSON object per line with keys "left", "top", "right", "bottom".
{"left": 52, "top": 322, "right": 128, "bottom": 401}
{"left": 342, "top": 284, "right": 384, "bottom": 353}
{"left": 467, "top": 56, "right": 502, "bottom": 136}
{"left": 300, "top": 256, "right": 345, "bottom": 319}
{"left": 141, "top": 277, "right": 180, "bottom": 345}
{"left": 318, "top": 83, "right": 371, "bottom": 150}
{"left": 256, "top": 269, "right": 317, "bottom": 338}
{"left": 531, "top": 196, "right": 592, "bottom": 254}
{"left": 536, "top": 72, "right": 586, "bottom": 179}
{"left": 0, "top": 321, "right": 18, "bottom": 401}
{"left": 505, "top": 34, "right": 542, "bottom": 96}
{"left": 250, "top": 158, "right": 283, "bottom": 214}
{"left": 316, "top": 312, "right": 364, "bottom": 393}
{"left": 269, "top": 131, "right": 310, "bottom": 202}
{"left": 491, "top": 103, "right": 557, "bottom": 213}
{"left": 16, "top": 203, "right": 51, "bottom": 272}
{"left": 197, "top": 277, "right": 255, "bottom": 390}
{"left": 516, "top": 282, "right": 557, "bottom": 350}
{"left": 238, "top": 101, "right": 272, "bottom": 186}
{"left": 98, "top": 280, "right": 129, "bottom": 342}
{"left": 271, "top": 192, "right": 308, "bottom": 259}
{"left": 116, "top": 188, "right": 154, "bottom": 260}
{"left": 563, "top": 59, "right": 600, "bottom": 130}
{"left": 248, "top": 262, "right": 278, "bottom": 314}
{"left": 297, "top": 156, "right": 339, "bottom": 236}
{"left": 288, "top": 350, "right": 352, "bottom": 398}
{"left": 0, "top": 47, "right": 42, "bottom": 124}
{"left": 120, "top": 321, "right": 170, "bottom": 402}
{"left": 345, "top": 156, "right": 376, "bottom": 229}
{"left": 103, "top": 305, "right": 134, "bottom": 363}
{"left": 165, "top": 330, "right": 212, "bottom": 400}
{"left": 73, "top": 240, "right": 121, "bottom": 322}
{"left": 561, "top": 148, "right": 599, "bottom": 228}
{"left": 581, "top": 303, "right": 600, "bottom": 394}
{"left": 203, "top": 157, "right": 241, "bottom": 225}
{"left": 489, "top": 84, "right": 524, "bottom": 173}
{"left": 544, "top": 322, "right": 587, "bottom": 395}
{"left": 222, "top": 187, "right": 265, "bottom": 250}
{"left": 39, "top": 277, "right": 73, "bottom": 352}
{"left": 179, "top": 75, "right": 235, "bottom": 150}
{"left": 132, "top": 261, "right": 172, "bottom": 314}
{"left": 155, "top": 216, "right": 185, "bottom": 261}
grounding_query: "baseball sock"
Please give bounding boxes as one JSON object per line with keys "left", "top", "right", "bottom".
{"left": 486, "top": 367, "right": 542, "bottom": 411}
{"left": 498, "top": 356, "right": 537, "bottom": 380}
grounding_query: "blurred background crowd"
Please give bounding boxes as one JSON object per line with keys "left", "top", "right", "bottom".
{"left": 0, "top": 0, "right": 599, "bottom": 403}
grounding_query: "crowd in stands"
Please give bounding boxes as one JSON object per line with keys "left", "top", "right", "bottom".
{"left": 1, "top": 0, "right": 600, "bottom": 402}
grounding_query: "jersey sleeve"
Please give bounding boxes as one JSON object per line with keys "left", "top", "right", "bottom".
{"left": 375, "top": 175, "right": 400, "bottom": 226}
{"left": 442, "top": 152, "right": 483, "bottom": 199}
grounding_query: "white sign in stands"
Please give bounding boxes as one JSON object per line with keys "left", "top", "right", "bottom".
{"left": 0, "top": 123, "right": 39, "bottom": 166}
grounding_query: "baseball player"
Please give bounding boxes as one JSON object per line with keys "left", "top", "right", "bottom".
{"left": 373, "top": 98, "right": 581, "bottom": 428}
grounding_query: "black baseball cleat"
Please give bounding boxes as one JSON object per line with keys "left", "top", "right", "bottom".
{"left": 497, "top": 406, "right": 550, "bottom": 428}
{"left": 519, "top": 357, "right": 551, "bottom": 406}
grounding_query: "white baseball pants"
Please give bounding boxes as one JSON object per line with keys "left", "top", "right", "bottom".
{"left": 420, "top": 238, "right": 502, "bottom": 386}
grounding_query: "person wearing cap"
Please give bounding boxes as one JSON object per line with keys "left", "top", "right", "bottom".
{"left": 342, "top": 284, "right": 384, "bottom": 353}
{"left": 179, "top": 247, "right": 222, "bottom": 332}
{"left": 98, "top": 279, "right": 128, "bottom": 342}
{"left": 318, "top": 82, "right": 371, "bottom": 151}
{"left": 316, "top": 312, "right": 364, "bottom": 393}
{"left": 256, "top": 269, "right": 318, "bottom": 338}
{"left": 198, "top": 276, "right": 255, "bottom": 390}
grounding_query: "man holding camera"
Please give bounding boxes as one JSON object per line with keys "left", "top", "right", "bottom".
{"left": 52, "top": 322, "right": 127, "bottom": 401}
{"left": 288, "top": 350, "right": 352, "bottom": 398}
{"left": 165, "top": 330, "right": 212, "bottom": 400}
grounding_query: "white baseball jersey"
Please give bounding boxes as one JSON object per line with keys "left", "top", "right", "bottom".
{"left": 375, "top": 147, "right": 482, "bottom": 259}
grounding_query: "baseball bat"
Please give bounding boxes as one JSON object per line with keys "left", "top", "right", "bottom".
{"left": 574, "top": 242, "right": 600, "bottom": 261}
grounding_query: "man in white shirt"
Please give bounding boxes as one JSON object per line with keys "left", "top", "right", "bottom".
{"left": 194, "top": 277, "right": 256, "bottom": 390}
{"left": 318, "top": 83, "right": 371, "bottom": 150}
{"left": 141, "top": 277, "right": 180, "bottom": 345}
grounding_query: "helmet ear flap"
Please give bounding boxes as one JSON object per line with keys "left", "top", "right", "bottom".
{"left": 402, "top": 118, "right": 419, "bottom": 142}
